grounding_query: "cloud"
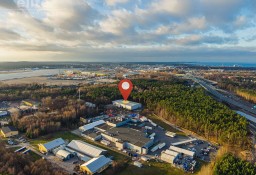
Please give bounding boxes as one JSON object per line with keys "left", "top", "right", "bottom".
{"left": 0, "top": 0, "right": 255, "bottom": 62}
{"left": 105, "top": 0, "right": 129, "bottom": 6}
{"left": 0, "top": 0, "right": 18, "bottom": 9}
{"left": 0, "top": 28, "right": 21, "bottom": 40}
{"left": 42, "top": 0, "right": 99, "bottom": 31}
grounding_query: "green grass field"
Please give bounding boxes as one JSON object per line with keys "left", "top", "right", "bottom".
{"left": 117, "top": 161, "right": 188, "bottom": 175}
{"left": 30, "top": 131, "right": 81, "bottom": 146}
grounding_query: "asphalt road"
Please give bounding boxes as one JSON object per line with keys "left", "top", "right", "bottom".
{"left": 191, "top": 76, "right": 256, "bottom": 119}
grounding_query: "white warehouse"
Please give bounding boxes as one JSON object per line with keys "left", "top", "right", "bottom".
{"left": 112, "top": 100, "right": 142, "bottom": 110}
{"left": 169, "top": 146, "right": 195, "bottom": 157}
{"left": 79, "top": 120, "right": 105, "bottom": 132}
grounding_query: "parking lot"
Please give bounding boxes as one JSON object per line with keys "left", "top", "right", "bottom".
{"left": 148, "top": 124, "right": 190, "bottom": 156}
{"left": 180, "top": 140, "right": 217, "bottom": 162}
{"left": 47, "top": 155, "right": 80, "bottom": 174}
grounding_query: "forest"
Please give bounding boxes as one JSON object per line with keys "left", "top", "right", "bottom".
{"left": 0, "top": 142, "right": 67, "bottom": 175}
{"left": 11, "top": 96, "right": 88, "bottom": 138}
{"left": 76, "top": 79, "right": 250, "bottom": 148}
{"left": 214, "top": 154, "right": 256, "bottom": 175}
{"left": 130, "top": 79, "right": 250, "bottom": 148}
{"left": 1, "top": 78, "right": 251, "bottom": 146}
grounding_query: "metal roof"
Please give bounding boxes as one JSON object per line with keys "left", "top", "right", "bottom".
{"left": 169, "top": 146, "right": 195, "bottom": 157}
{"left": 161, "top": 152, "right": 177, "bottom": 163}
{"left": 79, "top": 120, "right": 105, "bottom": 132}
{"left": 104, "top": 126, "right": 151, "bottom": 147}
{"left": 43, "top": 138, "right": 65, "bottom": 151}
{"left": 164, "top": 149, "right": 180, "bottom": 157}
{"left": 0, "top": 111, "right": 8, "bottom": 116}
{"left": 67, "top": 140, "right": 106, "bottom": 158}
{"left": 81, "top": 155, "right": 112, "bottom": 174}
{"left": 172, "top": 138, "right": 197, "bottom": 146}
{"left": 56, "top": 149, "right": 71, "bottom": 158}
{"left": 113, "top": 100, "right": 142, "bottom": 108}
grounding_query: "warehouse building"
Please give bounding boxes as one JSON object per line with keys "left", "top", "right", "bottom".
{"left": 161, "top": 151, "right": 179, "bottom": 164}
{"left": 95, "top": 123, "right": 113, "bottom": 132}
{"left": 80, "top": 155, "right": 112, "bottom": 175}
{"left": 169, "top": 146, "right": 195, "bottom": 157}
{"left": 81, "top": 130, "right": 102, "bottom": 141}
{"left": 56, "top": 149, "right": 73, "bottom": 161}
{"left": 66, "top": 140, "right": 106, "bottom": 158}
{"left": 38, "top": 138, "right": 65, "bottom": 153}
{"left": 101, "top": 127, "right": 153, "bottom": 154}
{"left": 0, "top": 126, "right": 18, "bottom": 138}
{"left": 112, "top": 100, "right": 142, "bottom": 110}
{"left": 0, "top": 111, "right": 8, "bottom": 117}
{"left": 79, "top": 120, "right": 105, "bottom": 132}
{"left": 106, "top": 117, "right": 130, "bottom": 127}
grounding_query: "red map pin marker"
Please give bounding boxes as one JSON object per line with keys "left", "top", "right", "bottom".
{"left": 118, "top": 79, "right": 133, "bottom": 101}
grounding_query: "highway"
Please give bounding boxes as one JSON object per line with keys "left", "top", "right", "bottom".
{"left": 190, "top": 76, "right": 256, "bottom": 117}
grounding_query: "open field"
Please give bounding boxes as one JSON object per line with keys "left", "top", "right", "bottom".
{"left": 118, "top": 161, "right": 189, "bottom": 175}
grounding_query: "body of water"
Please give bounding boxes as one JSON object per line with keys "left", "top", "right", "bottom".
{"left": 0, "top": 69, "right": 65, "bottom": 81}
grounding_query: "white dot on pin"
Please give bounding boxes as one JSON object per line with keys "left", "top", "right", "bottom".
{"left": 122, "top": 82, "right": 130, "bottom": 90}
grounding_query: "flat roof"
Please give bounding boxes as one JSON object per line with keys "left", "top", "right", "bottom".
{"left": 82, "top": 130, "right": 101, "bottom": 138}
{"left": 113, "top": 100, "right": 141, "bottom": 107}
{"left": 107, "top": 117, "right": 129, "bottom": 124}
{"left": 79, "top": 120, "right": 105, "bottom": 131}
{"left": 104, "top": 126, "right": 151, "bottom": 147}
{"left": 95, "top": 123, "right": 113, "bottom": 131}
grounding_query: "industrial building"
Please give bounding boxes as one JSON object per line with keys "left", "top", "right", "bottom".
{"left": 112, "top": 100, "right": 142, "bottom": 110}
{"left": 38, "top": 138, "right": 66, "bottom": 153}
{"left": 80, "top": 155, "right": 112, "bottom": 175}
{"left": 169, "top": 146, "right": 195, "bottom": 157}
{"left": 66, "top": 140, "right": 106, "bottom": 158}
{"left": 106, "top": 116, "right": 130, "bottom": 127}
{"left": 56, "top": 149, "right": 73, "bottom": 161}
{"left": 161, "top": 149, "right": 181, "bottom": 164}
{"left": 0, "top": 126, "right": 18, "bottom": 138}
{"left": 79, "top": 120, "right": 105, "bottom": 132}
{"left": 0, "top": 111, "right": 8, "bottom": 117}
{"left": 81, "top": 130, "right": 102, "bottom": 141}
{"left": 161, "top": 151, "right": 178, "bottom": 164}
{"left": 101, "top": 126, "right": 153, "bottom": 154}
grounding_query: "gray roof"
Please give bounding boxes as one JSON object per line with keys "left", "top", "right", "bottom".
{"left": 43, "top": 138, "right": 65, "bottom": 151}
{"left": 104, "top": 126, "right": 151, "bottom": 147}
{"left": 56, "top": 149, "right": 71, "bottom": 158}
{"left": 1, "top": 126, "right": 18, "bottom": 134}
{"left": 67, "top": 140, "right": 106, "bottom": 158}
{"left": 81, "top": 155, "right": 112, "bottom": 174}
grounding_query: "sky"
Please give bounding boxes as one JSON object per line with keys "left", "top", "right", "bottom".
{"left": 0, "top": 0, "right": 255, "bottom": 62}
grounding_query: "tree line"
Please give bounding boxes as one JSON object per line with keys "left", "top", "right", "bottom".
{"left": 0, "top": 142, "right": 67, "bottom": 175}
{"left": 11, "top": 96, "right": 87, "bottom": 138}
{"left": 130, "top": 79, "right": 250, "bottom": 148}
{"left": 214, "top": 153, "right": 256, "bottom": 175}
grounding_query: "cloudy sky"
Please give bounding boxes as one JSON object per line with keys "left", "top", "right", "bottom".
{"left": 0, "top": 0, "right": 255, "bottom": 62}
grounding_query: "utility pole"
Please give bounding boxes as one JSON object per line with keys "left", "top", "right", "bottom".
{"left": 78, "top": 88, "right": 81, "bottom": 101}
